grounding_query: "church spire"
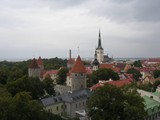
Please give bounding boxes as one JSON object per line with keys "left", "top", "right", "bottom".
{"left": 97, "top": 29, "right": 103, "bottom": 50}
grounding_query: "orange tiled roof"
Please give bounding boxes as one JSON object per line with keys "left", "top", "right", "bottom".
{"left": 43, "top": 70, "right": 59, "bottom": 78}
{"left": 100, "top": 64, "right": 120, "bottom": 73}
{"left": 107, "top": 80, "right": 131, "bottom": 87}
{"left": 148, "top": 58, "right": 160, "bottom": 62}
{"left": 90, "top": 79, "right": 132, "bottom": 90}
{"left": 71, "top": 56, "right": 86, "bottom": 73}
{"left": 37, "top": 56, "right": 43, "bottom": 65}
{"left": 100, "top": 64, "right": 114, "bottom": 69}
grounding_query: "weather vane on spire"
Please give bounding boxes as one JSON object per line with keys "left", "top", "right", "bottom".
{"left": 78, "top": 46, "right": 80, "bottom": 55}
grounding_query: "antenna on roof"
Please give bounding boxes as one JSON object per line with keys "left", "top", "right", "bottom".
{"left": 69, "top": 49, "right": 71, "bottom": 59}
{"left": 78, "top": 46, "right": 80, "bottom": 55}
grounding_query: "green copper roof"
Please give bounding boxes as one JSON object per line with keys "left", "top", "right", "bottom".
{"left": 153, "top": 91, "right": 160, "bottom": 97}
{"left": 143, "top": 96, "right": 160, "bottom": 116}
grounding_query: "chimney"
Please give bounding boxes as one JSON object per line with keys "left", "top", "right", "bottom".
{"left": 69, "top": 49, "right": 71, "bottom": 59}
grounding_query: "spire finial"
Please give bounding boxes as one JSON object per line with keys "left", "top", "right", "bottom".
{"left": 97, "top": 28, "right": 103, "bottom": 50}
{"left": 99, "top": 28, "right": 101, "bottom": 38}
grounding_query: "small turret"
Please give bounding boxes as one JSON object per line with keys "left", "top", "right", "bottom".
{"left": 37, "top": 56, "right": 44, "bottom": 71}
{"left": 68, "top": 56, "right": 86, "bottom": 91}
{"left": 92, "top": 58, "right": 99, "bottom": 71}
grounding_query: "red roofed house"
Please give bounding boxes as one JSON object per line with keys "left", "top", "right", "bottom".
{"left": 66, "top": 55, "right": 87, "bottom": 91}
{"left": 43, "top": 69, "right": 59, "bottom": 83}
{"left": 146, "top": 58, "right": 160, "bottom": 64}
{"left": 100, "top": 64, "right": 120, "bottom": 73}
{"left": 90, "top": 79, "right": 132, "bottom": 91}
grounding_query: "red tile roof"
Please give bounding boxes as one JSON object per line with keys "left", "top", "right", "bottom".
{"left": 37, "top": 56, "right": 43, "bottom": 65}
{"left": 116, "top": 63, "right": 126, "bottom": 70}
{"left": 43, "top": 70, "right": 59, "bottom": 78}
{"left": 107, "top": 80, "right": 131, "bottom": 87}
{"left": 71, "top": 56, "right": 86, "bottom": 73}
{"left": 148, "top": 58, "right": 160, "bottom": 63}
{"left": 45, "top": 70, "right": 59, "bottom": 74}
{"left": 100, "top": 64, "right": 114, "bottom": 69}
{"left": 90, "top": 79, "right": 132, "bottom": 90}
{"left": 100, "top": 64, "right": 120, "bottom": 73}
{"left": 29, "top": 58, "right": 39, "bottom": 68}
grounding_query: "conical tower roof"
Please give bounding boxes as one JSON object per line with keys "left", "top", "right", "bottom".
{"left": 71, "top": 56, "right": 86, "bottom": 73}
{"left": 29, "top": 58, "right": 39, "bottom": 68}
{"left": 37, "top": 56, "right": 43, "bottom": 65}
{"left": 93, "top": 58, "right": 99, "bottom": 66}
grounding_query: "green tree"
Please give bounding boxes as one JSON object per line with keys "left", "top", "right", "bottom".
{"left": 91, "top": 68, "right": 119, "bottom": 84}
{"left": 138, "top": 82, "right": 153, "bottom": 92}
{"left": 6, "top": 76, "right": 45, "bottom": 99}
{"left": 56, "top": 67, "right": 69, "bottom": 85}
{"left": 153, "top": 80, "right": 160, "bottom": 91}
{"left": 87, "top": 84, "right": 146, "bottom": 120}
{"left": 153, "top": 70, "right": 160, "bottom": 78}
{"left": 0, "top": 85, "right": 14, "bottom": 120}
{"left": 43, "top": 77, "right": 55, "bottom": 96}
{"left": 0, "top": 68, "right": 9, "bottom": 84}
{"left": 133, "top": 60, "right": 142, "bottom": 67}
{"left": 127, "top": 68, "right": 142, "bottom": 81}
{"left": 8, "top": 67, "right": 24, "bottom": 82}
{"left": 43, "top": 57, "right": 67, "bottom": 70}
{"left": 0, "top": 89, "right": 64, "bottom": 120}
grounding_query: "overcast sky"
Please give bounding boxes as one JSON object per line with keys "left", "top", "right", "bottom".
{"left": 0, "top": 0, "right": 160, "bottom": 60}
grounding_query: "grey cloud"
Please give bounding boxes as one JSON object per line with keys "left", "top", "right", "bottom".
{"left": 0, "top": 0, "right": 86, "bottom": 10}
{"left": 89, "top": 0, "right": 160, "bottom": 23}
{"left": 133, "top": 0, "right": 160, "bottom": 22}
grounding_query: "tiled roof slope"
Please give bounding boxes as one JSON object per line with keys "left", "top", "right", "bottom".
{"left": 37, "top": 56, "right": 43, "bottom": 65}
{"left": 71, "top": 56, "right": 86, "bottom": 73}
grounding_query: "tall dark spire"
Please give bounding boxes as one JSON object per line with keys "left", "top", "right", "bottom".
{"left": 97, "top": 29, "right": 103, "bottom": 50}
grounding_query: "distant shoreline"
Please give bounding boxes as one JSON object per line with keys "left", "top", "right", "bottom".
{"left": 1, "top": 57, "right": 159, "bottom": 62}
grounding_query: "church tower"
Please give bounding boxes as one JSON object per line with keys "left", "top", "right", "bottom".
{"left": 95, "top": 29, "right": 104, "bottom": 63}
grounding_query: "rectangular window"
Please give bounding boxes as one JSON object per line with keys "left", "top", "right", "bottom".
{"left": 57, "top": 106, "right": 59, "bottom": 111}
